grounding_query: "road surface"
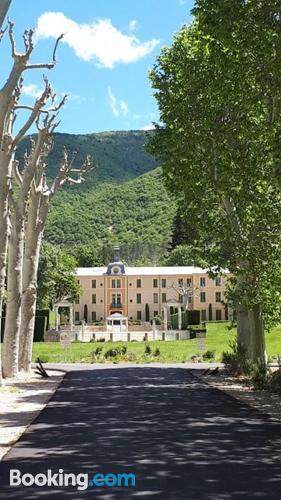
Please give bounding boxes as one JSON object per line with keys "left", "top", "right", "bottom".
{"left": 0, "top": 366, "right": 281, "bottom": 499}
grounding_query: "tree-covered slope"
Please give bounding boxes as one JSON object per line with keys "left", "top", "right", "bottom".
{"left": 17, "top": 130, "right": 175, "bottom": 264}
{"left": 16, "top": 130, "right": 158, "bottom": 189}
{"left": 45, "top": 167, "right": 176, "bottom": 264}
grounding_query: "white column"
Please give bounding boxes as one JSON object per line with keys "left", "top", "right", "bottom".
{"left": 69, "top": 306, "right": 73, "bottom": 331}
{"left": 178, "top": 307, "right": 182, "bottom": 331}
{"left": 55, "top": 306, "right": 59, "bottom": 330}
{"left": 152, "top": 319, "right": 157, "bottom": 341}
{"left": 81, "top": 320, "right": 85, "bottom": 342}
{"left": 163, "top": 306, "right": 168, "bottom": 331}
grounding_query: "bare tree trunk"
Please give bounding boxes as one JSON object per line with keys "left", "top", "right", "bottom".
{"left": 18, "top": 194, "right": 47, "bottom": 372}
{"left": 0, "top": 146, "right": 13, "bottom": 380}
{"left": 0, "top": 0, "right": 11, "bottom": 31}
{"left": 248, "top": 304, "right": 266, "bottom": 364}
{"left": 2, "top": 217, "right": 24, "bottom": 377}
{"left": 236, "top": 308, "right": 250, "bottom": 354}
{"left": 18, "top": 149, "right": 91, "bottom": 373}
{"left": 2, "top": 135, "right": 45, "bottom": 377}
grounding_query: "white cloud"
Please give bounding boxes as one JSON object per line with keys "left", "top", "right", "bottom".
{"left": 21, "top": 83, "right": 43, "bottom": 98}
{"left": 108, "top": 87, "right": 128, "bottom": 117}
{"left": 35, "top": 12, "right": 159, "bottom": 69}
{"left": 129, "top": 20, "right": 137, "bottom": 32}
{"left": 142, "top": 124, "right": 156, "bottom": 131}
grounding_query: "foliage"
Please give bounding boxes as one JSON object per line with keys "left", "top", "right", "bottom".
{"left": 267, "top": 369, "right": 281, "bottom": 393}
{"left": 222, "top": 340, "right": 251, "bottom": 375}
{"left": 16, "top": 131, "right": 176, "bottom": 266}
{"left": 165, "top": 244, "right": 207, "bottom": 267}
{"left": 147, "top": 1, "right": 281, "bottom": 362}
{"left": 32, "top": 321, "right": 281, "bottom": 363}
{"left": 45, "top": 168, "right": 176, "bottom": 266}
{"left": 202, "top": 350, "right": 215, "bottom": 361}
{"left": 144, "top": 345, "right": 152, "bottom": 355}
{"left": 247, "top": 362, "right": 268, "bottom": 390}
{"left": 104, "top": 346, "right": 127, "bottom": 359}
{"left": 37, "top": 242, "right": 81, "bottom": 308}
{"left": 17, "top": 131, "right": 158, "bottom": 187}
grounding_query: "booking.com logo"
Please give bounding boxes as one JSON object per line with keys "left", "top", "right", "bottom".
{"left": 10, "top": 469, "right": 136, "bottom": 491}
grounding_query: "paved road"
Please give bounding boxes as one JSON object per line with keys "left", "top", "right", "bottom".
{"left": 1, "top": 367, "right": 281, "bottom": 499}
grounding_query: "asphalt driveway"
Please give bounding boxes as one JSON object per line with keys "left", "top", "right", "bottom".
{"left": 0, "top": 366, "right": 281, "bottom": 499}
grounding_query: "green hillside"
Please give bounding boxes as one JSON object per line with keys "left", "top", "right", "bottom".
{"left": 17, "top": 130, "right": 176, "bottom": 265}
{"left": 16, "top": 130, "right": 158, "bottom": 189}
{"left": 45, "top": 168, "right": 176, "bottom": 265}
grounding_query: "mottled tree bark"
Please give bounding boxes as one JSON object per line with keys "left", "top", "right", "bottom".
{"left": 18, "top": 193, "right": 48, "bottom": 372}
{"left": 0, "top": 0, "right": 11, "bottom": 32}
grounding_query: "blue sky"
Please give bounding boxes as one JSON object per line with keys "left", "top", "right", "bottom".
{"left": 3, "top": 0, "right": 194, "bottom": 134}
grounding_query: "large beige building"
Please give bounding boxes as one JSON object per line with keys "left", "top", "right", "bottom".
{"left": 74, "top": 251, "right": 228, "bottom": 326}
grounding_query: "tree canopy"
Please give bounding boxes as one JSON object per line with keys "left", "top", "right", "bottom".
{"left": 148, "top": 0, "right": 281, "bottom": 362}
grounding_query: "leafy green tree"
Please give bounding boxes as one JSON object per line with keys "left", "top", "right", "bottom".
{"left": 148, "top": 1, "right": 281, "bottom": 363}
{"left": 37, "top": 242, "right": 81, "bottom": 309}
{"left": 70, "top": 242, "right": 104, "bottom": 267}
{"left": 165, "top": 244, "right": 207, "bottom": 267}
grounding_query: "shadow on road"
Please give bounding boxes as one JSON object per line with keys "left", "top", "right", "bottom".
{"left": 0, "top": 367, "right": 281, "bottom": 499}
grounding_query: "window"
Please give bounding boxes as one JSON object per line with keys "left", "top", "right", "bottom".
{"left": 216, "top": 292, "right": 222, "bottom": 303}
{"left": 136, "top": 279, "right": 141, "bottom": 288}
{"left": 153, "top": 293, "right": 158, "bottom": 304}
{"left": 153, "top": 278, "right": 158, "bottom": 288}
{"left": 200, "top": 292, "right": 206, "bottom": 303}
{"left": 178, "top": 294, "right": 183, "bottom": 303}
{"left": 137, "top": 311, "right": 142, "bottom": 321}
{"left": 216, "top": 309, "right": 222, "bottom": 320}
{"left": 201, "top": 310, "right": 207, "bottom": 321}
{"left": 75, "top": 295, "right": 80, "bottom": 305}
{"left": 162, "top": 278, "right": 166, "bottom": 288}
{"left": 188, "top": 296, "right": 192, "bottom": 304}
{"left": 92, "top": 279, "right": 96, "bottom": 288}
{"left": 215, "top": 276, "right": 222, "bottom": 286}
{"left": 92, "top": 311, "right": 96, "bottom": 322}
{"left": 154, "top": 311, "right": 158, "bottom": 317}
{"left": 200, "top": 277, "right": 206, "bottom": 287}
{"left": 162, "top": 293, "right": 167, "bottom": 303}
{"left": 187, "top": 278, "right": 191, "bottom": 287}
{"left": 92, "top": 294, "right": 96, "bottom": 304}
{"left": 75, "top": 312, "right": 79, "bottom": 322}
{"left": 178, "top": 278, "right": 183, "bottom": 286}
{"left": 112, "top": 294, "right": 121, "bottom": 306}
{"left": 112, "top": 279, "right": 121, "bottom": 289}
{"left": 137, "top": 293, "right": 141, "bottom": 304}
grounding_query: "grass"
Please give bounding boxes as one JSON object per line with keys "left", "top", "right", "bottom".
{"left": 32, "top": 322, "right": 281, "bottom": 364}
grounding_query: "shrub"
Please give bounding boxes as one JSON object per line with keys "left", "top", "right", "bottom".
{"left": 202, "top": 350, "right": 215, "bottom": 361}
{"left": 222, "top": 340, "right": 251, "bottom": 375}
{"left": 267, "top": 369, "right": 281, "bottom": 392}
{"left": 144, "top": 345, "right": 152, "bottom": 355}
{"left": 97, "top": 338, "right": 105, "bottom": 342}
{"left": 154, "top": 348, "right": 161, "bottom": 357}
{"left": 104, "top": 346, "right": 127, "bottom": 359}
{"left": 94, "top": 346, "right": 103, "bottom": 356}
{"left": 247, "top": 361, "right": 268, "bottom": 390}
{"left": 123, "top": 352, "right": 137, "bottom": 362}
{"left": 151, "top": 316, "right": 162, "bottom": 325}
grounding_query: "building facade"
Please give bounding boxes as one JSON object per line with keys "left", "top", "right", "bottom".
{"left": 74, "top": 252, "right": 229, "bottom": 325}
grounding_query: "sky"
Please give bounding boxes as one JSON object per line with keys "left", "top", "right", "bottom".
{"left": 3, "top": 0, "right": 194, "bottom": 134}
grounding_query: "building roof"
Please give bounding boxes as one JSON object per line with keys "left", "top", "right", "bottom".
{"left": 75, "top": 266, "right": 220, "bottom": 277}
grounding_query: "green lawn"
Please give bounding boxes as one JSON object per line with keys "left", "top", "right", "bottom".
{"left": 32, "top": 322, "right": 281, "bottom": 364}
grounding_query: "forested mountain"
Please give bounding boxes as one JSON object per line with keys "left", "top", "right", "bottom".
{"left": 17, "top": 130, "right": 158, "bottom": 188}
{"left": 17, "top": 131, "right": 176, "bottom": 265}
